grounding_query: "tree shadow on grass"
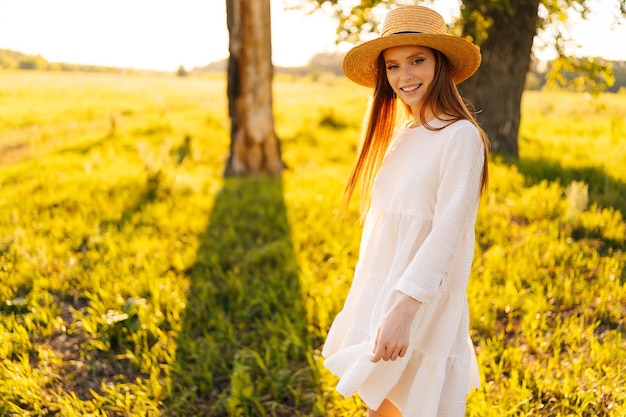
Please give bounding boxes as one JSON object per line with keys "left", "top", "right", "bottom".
{"left": 510, "top": 156, "right": 626, "bottom": 257}
{"left": 511, "top": 156, "right": 626, "bottom": 218}
{"left": 166, "top": 177, "right": 316, "bottom": 416}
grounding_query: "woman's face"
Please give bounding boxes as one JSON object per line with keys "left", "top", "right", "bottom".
{"left": 383, "top": 45, "right": 436, "bottom": 116}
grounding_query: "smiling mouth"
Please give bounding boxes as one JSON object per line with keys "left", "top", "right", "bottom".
{"left": 400, "top": 84, "right": 421, "bottom": 92}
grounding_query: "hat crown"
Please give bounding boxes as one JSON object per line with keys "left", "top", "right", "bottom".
{"left": 380, "top": 6, "right": 447, "bottom": 38}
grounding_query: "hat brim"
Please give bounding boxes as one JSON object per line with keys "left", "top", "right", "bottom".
{"left": 343, "top": 33, "right": 481, "bottom": 87}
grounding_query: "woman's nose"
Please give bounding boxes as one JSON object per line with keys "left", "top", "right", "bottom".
{"left": 400, "top": 66, "right": 413, "bottom": 80}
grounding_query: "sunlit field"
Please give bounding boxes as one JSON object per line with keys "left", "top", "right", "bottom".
{"left": 0, "top": 70, "right": 625, "bottom": 416}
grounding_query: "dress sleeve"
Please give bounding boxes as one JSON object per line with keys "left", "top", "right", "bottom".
{"left": 394, "top": 124, "right": 485, "bottom": 303}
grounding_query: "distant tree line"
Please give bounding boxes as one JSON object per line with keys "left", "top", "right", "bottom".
{"left": 2, "top": 48, "right": 624, "bottom": 93}
{"left": 527, "top": 59, "right": 626, "bottom": 94}
{"left": 195, "top": 52, "right": 626, "bottom": 93}
{"left": 0, "top": 49, "right": 139, "bottom": 73}
{"left": 0, "top": 49, "right": 50, "bottom": 70}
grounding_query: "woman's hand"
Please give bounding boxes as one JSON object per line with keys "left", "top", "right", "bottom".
{"left": 370, "top": 293, "right": 421, "bottom": 362}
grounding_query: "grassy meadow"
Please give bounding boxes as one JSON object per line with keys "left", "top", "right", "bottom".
{"left": 0, "top": 70, "right": 625, "bottom": 416}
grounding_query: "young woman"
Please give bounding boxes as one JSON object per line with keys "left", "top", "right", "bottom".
{"left": 321, "top": 5, "right": 490, "bottom": 417}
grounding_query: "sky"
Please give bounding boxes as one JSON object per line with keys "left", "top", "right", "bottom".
{"left": 0, "top": 0, "right": 625, "bottom": 72}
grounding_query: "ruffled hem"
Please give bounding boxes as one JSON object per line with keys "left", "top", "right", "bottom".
{"left": 324, "top": 344, "right": 478, "bottom": 414}
{"left": 323, "top": 335, "right": 480, "bottom": 415}
{"left": 324, "top": 340, "right": 407, "bottom": 410}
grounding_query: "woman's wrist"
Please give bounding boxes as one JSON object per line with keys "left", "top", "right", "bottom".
{"left": 394, "top": 292, "right": 422, "bottom": 316}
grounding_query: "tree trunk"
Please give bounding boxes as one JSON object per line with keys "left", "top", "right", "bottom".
{"left": 225, "top": 0, "right": 284, "bottom": 176}
{"left": 459, "top": 0, "right": 541, "bottom": 157}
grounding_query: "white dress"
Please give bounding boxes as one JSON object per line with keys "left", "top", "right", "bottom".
{"left": 322, "top": 119, "right": 483, "bottom": 417}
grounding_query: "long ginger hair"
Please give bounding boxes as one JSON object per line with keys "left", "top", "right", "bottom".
{"left": 343, "top": 48, "right": 490, "bottom": 217}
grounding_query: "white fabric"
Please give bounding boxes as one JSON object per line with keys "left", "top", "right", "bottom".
{"left": 322, "top": 119, "right": 483, "bottom": 417}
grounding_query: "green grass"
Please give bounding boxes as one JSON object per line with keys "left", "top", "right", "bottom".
{"left": 0, "top": 71, "right": 625, "bottom": 416}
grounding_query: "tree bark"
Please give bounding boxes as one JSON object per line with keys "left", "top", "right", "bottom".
{"left": 225, "top": 0, "right": 284, "bottom": 176}
{"left": 459, "top": 0, "right": 542, "bottom": 157}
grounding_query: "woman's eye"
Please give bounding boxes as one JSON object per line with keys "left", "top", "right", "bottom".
{"left": 386, "top": 64, "right": 398, "bottom": 70}
{"left": 412, "top": 58, "right": 424, "bottom": 65}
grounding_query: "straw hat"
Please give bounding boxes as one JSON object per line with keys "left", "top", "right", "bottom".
{"left": 343, "top": 5, "right": 481, "bottom": 87}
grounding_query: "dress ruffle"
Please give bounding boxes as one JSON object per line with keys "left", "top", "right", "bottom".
{"left": 323, "top": 289, "right": 480, "bottom": 413}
